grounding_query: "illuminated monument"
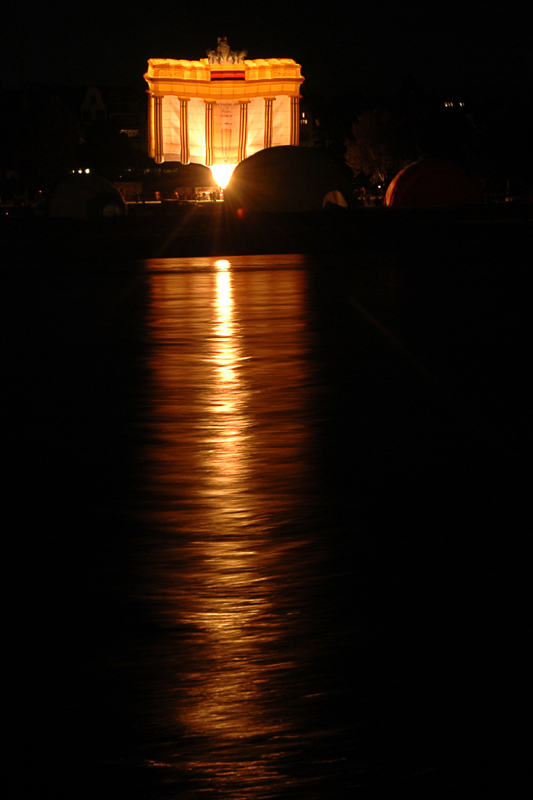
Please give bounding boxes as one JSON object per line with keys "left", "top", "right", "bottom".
{"left": 144, "top": 37, "right": 304, "bottom": 186}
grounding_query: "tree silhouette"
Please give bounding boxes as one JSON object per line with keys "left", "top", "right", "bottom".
{"left": 345, "top": 98, "right": 479, "bottom": 188}
{"left": 345, "top": 108, "right": 417, "bottom": 186}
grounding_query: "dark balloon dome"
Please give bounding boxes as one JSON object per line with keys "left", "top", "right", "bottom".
{"left": 175, "top": 163, "right": 217, "bottom": 187}
{"left": 385, "top": 159, "right": 483, "bottom": 207}
{"left": 224, "top": 146, "right": 350, "bottom": 213}
{"left": 41, "top": 173, "right": 127, "bottom": 221}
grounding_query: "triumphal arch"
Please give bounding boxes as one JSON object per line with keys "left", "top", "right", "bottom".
{"left": 144, "top": 37, "right": 304, "bottom": 184}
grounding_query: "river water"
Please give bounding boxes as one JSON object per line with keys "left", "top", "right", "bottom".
{"left": 8, "top": 251, "right": 528, "bottom": 797}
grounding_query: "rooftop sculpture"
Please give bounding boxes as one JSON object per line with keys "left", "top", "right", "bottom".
{"left": 206, "top": 37, "right": 247, "bottom": 64}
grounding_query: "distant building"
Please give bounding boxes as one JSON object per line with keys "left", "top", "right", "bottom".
{"left": 80, "top": 86, "right": 146, "bottom": 149}
{"left": 81, "top": 86, "right": 107, "bottom": 125}
{"left": 298, "top": 97, "right": 320, "bottom": 148}
{"left": 143, "top": 37, "right": 304, "bottom": 182}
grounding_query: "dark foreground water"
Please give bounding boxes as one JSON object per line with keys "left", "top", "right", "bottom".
{"left": 7, "top": 251, "right": 529, "bottom": 797}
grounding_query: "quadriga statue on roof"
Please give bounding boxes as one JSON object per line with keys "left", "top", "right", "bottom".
{"left": 206, "top": 37, "right": 247, "bottom": 64}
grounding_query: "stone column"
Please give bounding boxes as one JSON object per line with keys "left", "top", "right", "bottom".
{"left": 290, "top": 96, "right": 300, "bottom": 146}
{"left": 154, "top": 95, "right": 164, "bottom": 164}
{"left": 204, "top": 100, "right": 214, "bottom": 166}
{"left": 238, "top": 101, "right": 249, "bottom": 162}
{"left": 147, "top": 93, "right": 154, "bottom": 159}
{"left": 179, "top": 98, "right": 190, "bottom": 164}
{"left": 264, "top": 98, "right": 274, "bottom": 149}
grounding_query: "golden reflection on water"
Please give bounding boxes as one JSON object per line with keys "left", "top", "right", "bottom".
{"left": 142, "top": 255, "right": 324, "bottom": 795}
{"left": 203, "top": 259, "right": 250, "bottom": 492}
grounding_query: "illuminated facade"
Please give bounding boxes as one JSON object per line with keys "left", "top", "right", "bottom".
{"left": 144, "top": 39, "right": 304, "bottom": 175}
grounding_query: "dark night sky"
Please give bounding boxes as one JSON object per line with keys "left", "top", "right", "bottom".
{"left": 2, "top": 1, "right": 531, "bottom": 99}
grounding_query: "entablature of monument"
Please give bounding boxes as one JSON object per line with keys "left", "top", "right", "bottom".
{"left": 144, "top": 81, "right": 302, "bottom": 101}
{"left": 144, "top": 57, "right": 303, "bottom": 88}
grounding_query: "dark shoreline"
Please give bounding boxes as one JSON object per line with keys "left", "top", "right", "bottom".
{"left": 2, "top": 201, "right": 532, "bottom": 263}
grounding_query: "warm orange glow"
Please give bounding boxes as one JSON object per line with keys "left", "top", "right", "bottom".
{"left": 141, "top": 256, "right": 318, "bottom": 793}
{"left": 212, "top": 266, "right": 240, "bottom": 405}
{"left": 210, "top": 164, "right": 236, "bottom": 189}
{"left": 144, "top": 52, "right": 304, "bottom": 166}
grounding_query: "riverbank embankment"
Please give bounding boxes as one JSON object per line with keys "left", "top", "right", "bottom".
{"left": 2, "top": 201, "right": 531, "bottom": 263}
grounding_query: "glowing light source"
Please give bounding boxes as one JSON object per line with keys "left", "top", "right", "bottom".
{"left": 210, "top": 164, "right": 236, "bottom": 189}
